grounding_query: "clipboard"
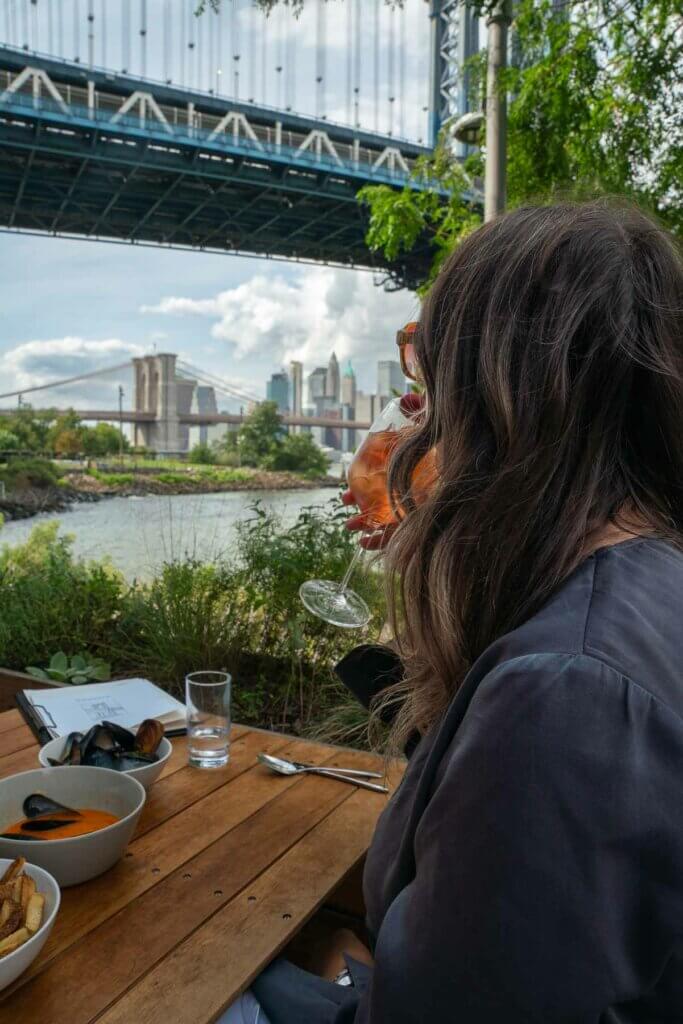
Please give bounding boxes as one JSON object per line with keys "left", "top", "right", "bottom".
{"left": 14, "top": 679, "right": 187, "bottom": 744}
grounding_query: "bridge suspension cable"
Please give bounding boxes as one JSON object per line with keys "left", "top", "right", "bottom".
{"left": 315, "top": 0, "right": 325, "bottom": 120}
{"left": 176, "top": 360, "right": 262, "bottom": 408}
{"left": 1, "top": 0, "right": 433, "bottom": 143}
{"left": 0, "top": 362, "right": 132, "bottom": 403}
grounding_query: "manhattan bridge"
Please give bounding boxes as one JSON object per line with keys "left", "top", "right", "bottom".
{"left": 0, "top": 0, "right": 480, "bottom": 291}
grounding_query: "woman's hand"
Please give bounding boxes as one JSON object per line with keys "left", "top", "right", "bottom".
{"left": 343, "top": 393, "right": 424, "bottom": 550}
{"left": 342, "top": 490, "right": 396, "bottom": 550}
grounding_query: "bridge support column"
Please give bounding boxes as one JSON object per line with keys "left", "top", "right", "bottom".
{"left": 429, "top": 0, "right": 478, "bottom": 149}
{"left": 132, "top": 353, "right": 188, "bottom": 454}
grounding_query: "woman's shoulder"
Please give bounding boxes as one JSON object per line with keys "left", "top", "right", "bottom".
{"left": 479, "top": 538, "right": 683, "bottom": 723}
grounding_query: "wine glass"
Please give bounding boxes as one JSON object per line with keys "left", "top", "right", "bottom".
{"left": 299, "top": 398, "right": 420, "bottom": 628}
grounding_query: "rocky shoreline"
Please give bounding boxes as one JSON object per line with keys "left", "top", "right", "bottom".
{"left": 0, "top": 470, "right": 340, "bottom": 523}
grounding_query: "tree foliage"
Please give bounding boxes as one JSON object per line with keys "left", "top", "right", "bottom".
{"left": 0, "top": 408, "right": 128, "bottom": 457}
{"left": 361, "top": 0, "right": 683, "bottom": 291}
{"left": 235, "top": 401, "right": 330, "bottom": 476}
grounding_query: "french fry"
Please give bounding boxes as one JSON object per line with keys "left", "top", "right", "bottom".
{"left": 20, "top": 874, "right": 36, "bottom": 913}
{"left": 0, "top": 899, "right": 15, "bottom": 926}
{"left": 11, "top": 876, "right": 22, "bottom": 904}
{"left": 0, "top": 882, "right": 16, "bottom": 902}
{"left": 0, "top": 905, "right": 22, "bottom": 942}
{"left": 0, "top": 857, "right": 25, "bottom": 885}
{"left": 24, "top": 893, "right": 45, "bottom": 935}
{"left": 0, "top": 927, "right": 29, "bottom": 958}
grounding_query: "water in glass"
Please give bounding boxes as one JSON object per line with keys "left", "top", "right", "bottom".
{"left": 186, "top": 671, "right": 232, "bottom": 768}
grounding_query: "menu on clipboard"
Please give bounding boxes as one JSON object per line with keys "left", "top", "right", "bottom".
{"left": 15, "top": 678, "right": 186, "bottom": 743}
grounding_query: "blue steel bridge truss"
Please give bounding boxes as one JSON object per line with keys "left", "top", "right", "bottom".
{"left": 0, "top": 47, "right": 449, "bottom": 290}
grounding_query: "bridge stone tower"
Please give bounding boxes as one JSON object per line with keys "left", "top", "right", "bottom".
{"left": 132, "top": 353, "right": 195, "bottom": 453}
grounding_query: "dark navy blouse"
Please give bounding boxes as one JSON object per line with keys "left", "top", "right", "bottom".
{"left": 256, "top": 538, "right": 683, "bottom": 1023}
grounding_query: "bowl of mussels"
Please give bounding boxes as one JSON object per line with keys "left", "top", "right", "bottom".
{"left": 38, "top": 719, "right": 172, "bottom": 792}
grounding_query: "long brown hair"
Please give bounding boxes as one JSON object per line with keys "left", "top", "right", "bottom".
{"left": 383, "top": 201, "right": 683, "bottom": 747}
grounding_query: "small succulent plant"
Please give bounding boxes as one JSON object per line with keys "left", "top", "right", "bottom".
{"left": 26, "top": 651, "right": 111, "bottom": 685}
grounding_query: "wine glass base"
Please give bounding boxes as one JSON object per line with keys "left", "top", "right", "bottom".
{"left": 299, "top": 579, "right": 371, "bottom": 629}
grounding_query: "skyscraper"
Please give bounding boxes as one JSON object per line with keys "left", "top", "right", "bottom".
{"left": 266, "top": 371, "right": 290, "bottom": 413}
{"left": 341, "top": 359, "right": 357, "bottom": 408}
{"left": 377, "top": 359, "right": 404, "bottom": 399}
{"left": 326, "top": 351, "right": 340, "bottom": 402}
{"left": 289, "top": 361, "right": 303, "bottom": 415}
{"left": 307, "top": 367, "right": 327, "bottom": 403}
{"left": 289, "top": 360, "right": 303, "bottom": 435}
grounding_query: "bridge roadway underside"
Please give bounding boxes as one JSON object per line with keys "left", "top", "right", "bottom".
{"left": 0, "top": 409, "right": 373, "bottom": 431}
{"left": 0, "top": 53, "right": 437, "bottom": 290}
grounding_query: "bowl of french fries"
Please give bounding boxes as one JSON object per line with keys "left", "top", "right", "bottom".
{"left": 0, "top": 856, "right": 60, "bottom": 991}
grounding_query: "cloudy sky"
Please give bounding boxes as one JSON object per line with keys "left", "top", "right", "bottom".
{"left": 0, "top": 0, "right": 430, "bottom": 414}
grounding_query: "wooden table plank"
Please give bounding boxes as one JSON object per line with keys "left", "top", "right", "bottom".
{"left": 6, "top": 753, "right": 379, "bottom": 1024}
{"left": 0, "top": 709, "right": 26, "bottom": 735}
{"left": 0, "top": 722, "right": 38, "bottom": 758}
{"left": 96, "top": 787, "right": 386, "bottom": 1024}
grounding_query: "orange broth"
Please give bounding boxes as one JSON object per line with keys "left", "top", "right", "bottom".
{"left": 4, "top": 809, "right": 119, "bottom": 840}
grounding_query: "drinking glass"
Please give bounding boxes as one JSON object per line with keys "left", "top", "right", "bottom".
{"left": 186, "top": 671, "right": 232, "bottom": 768}
{"left": 299, "top": 398, "right": 435, "bottom": 628}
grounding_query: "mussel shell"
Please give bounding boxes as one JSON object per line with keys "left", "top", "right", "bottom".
{"left": 81, "top": 747, "right": 119, "bottom": 771}
{"left": 23, "top": 794, "right": 81, "bottom": 819}
{"left": 79, "top": 724, "right": 117, "bottom": 760}
{"left": 21, "top": 818, "right": 79, "bottom": 832}
{"left": 101, "top": 721, "right": 137, "bottom": 751}
{"left": 58, "top": 731, "right": 84, "bottom": 766}
{"left": 135, "top": 719, "right": 164, "bottom": 756}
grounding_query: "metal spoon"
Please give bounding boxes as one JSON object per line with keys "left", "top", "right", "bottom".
{"left": 292, "top": 759, "right": 383, "bottom": 779}
{"left": 258, "top": 753, "right": 388, "bottom": 793}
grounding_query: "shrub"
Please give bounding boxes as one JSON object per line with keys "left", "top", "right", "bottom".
{"left": 0, "top": 523, "right": 125, "bottom": 670}
{"left": 113, "top": 560, "right": 255, "bottom": 700}
{"left": 188, "top": 443, "right": 215, "bottom": 464}
{"left": 0, "top": 458, "right": 58, "bottom": 492}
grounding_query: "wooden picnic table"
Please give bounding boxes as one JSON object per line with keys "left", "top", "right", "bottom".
{"left": 0, "top": 708, "right": 398, "bottom": 1024}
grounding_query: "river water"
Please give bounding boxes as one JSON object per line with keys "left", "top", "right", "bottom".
{"left": 0, "top": 488, "right": 339, "bottom": 580}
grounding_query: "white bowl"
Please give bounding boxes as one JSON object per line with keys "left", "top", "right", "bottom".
{"left": 0, "top": 767, "right": 146, "bottom": 887}
{"left": 38, "top": 735, "right": 172, "bottom": 791}
{"left": 0, "top": 859, "right": 60, "bottom": 991}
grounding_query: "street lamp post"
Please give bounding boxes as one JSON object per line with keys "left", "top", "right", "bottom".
{"left": 118, "top": 385, "right": 124, "bottom": 465}
{"left": 484, "top": 0, "right": 512, "bottom": 221}
{"left": 453, "top": 0, "right": 512, "bottom": 222}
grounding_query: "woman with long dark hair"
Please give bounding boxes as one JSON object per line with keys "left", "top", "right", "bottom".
{"left": 225, "top": 200, "right": 683, "bottom": 1023}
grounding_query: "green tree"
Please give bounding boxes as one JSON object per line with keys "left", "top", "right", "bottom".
{"left": 359, "top": 0, "right": 682, "bottom": 291}
{"left": 0, "top": 429, "right": 20, "bottom": 452}
{"left": 237, "top": 402, "right": 284, "bottom": 466}
{"left": 0, "top": 408, "right": 52, "bottom": 452}
{"left": 84, "top": 422, "right": 129, "bottom": 458}
{"left": 263, "top": 433, "right": 330, "bottom": 477}
{"left": 47, "top": 410, "right": 85, "bottom": 455}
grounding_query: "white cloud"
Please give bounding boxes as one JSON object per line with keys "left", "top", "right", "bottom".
{"left": 0, "top": 337, "right": 143, "bottom": 410}
{"left": 141, "top": 266, "right": 419, "bottom": 391}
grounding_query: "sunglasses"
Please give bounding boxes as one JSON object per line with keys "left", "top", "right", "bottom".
{"left": 396, "top": 321, "right": 420, "bottom": 382}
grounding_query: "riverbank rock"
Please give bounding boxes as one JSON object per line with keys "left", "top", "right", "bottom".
{"left": 0, "top": 486, "right": 101, "bottom": 522}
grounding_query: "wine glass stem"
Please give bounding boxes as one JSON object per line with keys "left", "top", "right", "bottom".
{"left": 339, "top": 543, "right": 365, "bottom": 594}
